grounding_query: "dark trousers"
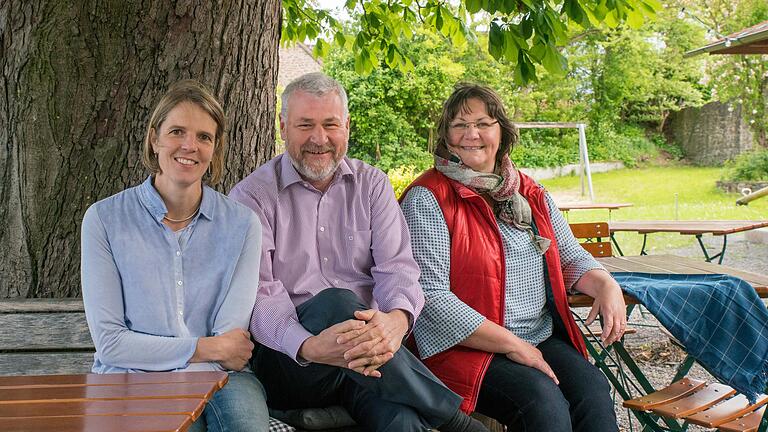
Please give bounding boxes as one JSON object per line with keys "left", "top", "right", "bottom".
{"left": 476, "top": 336, "right": 618, "bottom": 432}
{"left": 253, "top": 288, "right": 462, "bottom": 432}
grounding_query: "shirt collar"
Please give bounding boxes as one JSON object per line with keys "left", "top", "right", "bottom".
{"left": 198, "top": 186, "right": 215, "bottom": 221}
{"left": 278, "top": 153, "right": 354, "bottom": 192}
{"left": 138, "top": 176, "right": 214, "bottom": 222}
{"left": 278, "top": 154, "right": 304, "bottom": 191}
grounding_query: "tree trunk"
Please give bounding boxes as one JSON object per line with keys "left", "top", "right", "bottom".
{"left": 0, "top": 0, "right": 280, "bottom": 298}
{"left": 658, "top": 108, "right": 668, "bottom": 133}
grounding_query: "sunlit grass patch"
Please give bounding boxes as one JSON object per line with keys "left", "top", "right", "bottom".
{"left": 541, "top": 166, "right": 768, "bottom": 254}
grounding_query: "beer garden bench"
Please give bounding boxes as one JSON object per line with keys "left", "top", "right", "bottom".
{"left": 0, "top": 299, "right": 306, "bottom": 431}
{"left": 0, "top": 299, "right": 501, "bottom": 431}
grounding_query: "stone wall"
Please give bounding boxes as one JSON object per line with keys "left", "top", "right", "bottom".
{"left": 715, "top": 180, "right": 768, "bottom": 194}
{"left": 664, "top": 101, "right": 753, "bottom": 165}
{"left": 520, "top": 161, "right": 625, "bottom": 181}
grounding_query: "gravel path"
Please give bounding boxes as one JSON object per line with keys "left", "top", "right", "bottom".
{"left": 598, "top": 233, "right": 768, "bottom": 431}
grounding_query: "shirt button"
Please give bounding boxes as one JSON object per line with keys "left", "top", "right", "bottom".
{"left": 348, "top": 235, "right": 353, "bottom": 240}
{"left": 323, "top": 257, "right": 328, "bottom": 262}
{"left": 177, "top": 280, "right": 183, "bottom": 286}
{"left": 179, "top": 311, "right": 183, "bottom": 316}
{"left": 176, "top": 251, "right": 181, "bottom": 256}
{"left": 319, "top": 226, "right": 325, "bottom": 232}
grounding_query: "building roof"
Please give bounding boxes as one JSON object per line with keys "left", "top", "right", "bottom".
{"left": 278, "top": 43, "right": 322, "bottom": 87}
{"left": 685, "top": 20, "right": 768, "bottom": 57}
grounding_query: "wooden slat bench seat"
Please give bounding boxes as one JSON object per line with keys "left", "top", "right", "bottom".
{"left": 720, "top": 406, "right": 768, "bottom": 432}
{"left": 688, "top": 395, "right": 768, "bottom": 428}
{"left": 623, "top": 378, "right": 768, "bottom": 431}
{"left": 622, "top": 335, "right": 768, "bottom": 431}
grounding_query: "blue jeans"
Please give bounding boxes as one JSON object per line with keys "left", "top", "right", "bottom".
{"left": 476, "top": 336, "right": 617, "bottom": 432}
{"left": 188, "top": 370, "right": 269, "bottom": 432}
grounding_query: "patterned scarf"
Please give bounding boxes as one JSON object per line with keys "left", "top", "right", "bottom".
{"left": 434, "top": 148, "right": 551, "bottom": 255}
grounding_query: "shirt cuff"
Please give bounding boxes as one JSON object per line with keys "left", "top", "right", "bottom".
{"left": 412, "top": 294, "right": 486, "bottom": 359}
{"left": 281, "top": 320, "right": 314, "bottom": 365}
{"left": 174, "top": 338, "right": 200, "bottom": 370}
{"left": 378, "top": 295, "right": 418, "bottom": 329}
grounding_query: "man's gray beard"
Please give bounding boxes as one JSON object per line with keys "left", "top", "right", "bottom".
{"left": 288, "top": 152, "right": 342, "bottom": 183}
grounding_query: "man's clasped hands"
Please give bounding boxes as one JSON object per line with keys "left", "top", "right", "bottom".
{"left": 298, "top": 309, "right": 411, "bottom": 378}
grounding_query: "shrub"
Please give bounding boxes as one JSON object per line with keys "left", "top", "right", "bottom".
{"left": 509, "top": 123, "right": 661, "bottom": 168}
{"left": 652, "top": 133, "right": 685, "bottom": 160}
{"left": 722, "top": 149, "right": 768, "bottom": 182}
{"left": 388, "top": 165, "right": 422, "bottom": 199}
{"left": 511, "top": 131, "right": 579, "bottom": 168}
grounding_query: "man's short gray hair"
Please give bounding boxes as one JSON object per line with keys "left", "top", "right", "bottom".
{"left": 281, "top": 72, "right": 349, "bottom": 120}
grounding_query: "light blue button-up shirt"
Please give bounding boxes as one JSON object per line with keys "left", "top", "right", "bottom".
{"left": 81, "top": 177, "right": 261, "bottom": 373}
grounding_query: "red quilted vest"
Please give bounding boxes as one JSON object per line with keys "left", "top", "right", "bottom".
{"left": 402, "top": 168, "right": 587, "bottom": 413}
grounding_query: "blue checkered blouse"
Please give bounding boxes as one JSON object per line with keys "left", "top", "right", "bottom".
{"left": 401, "top": 186, "right": 604, "bottom": 358}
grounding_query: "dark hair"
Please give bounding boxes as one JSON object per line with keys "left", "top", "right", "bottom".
{"left": 436, "top": 83, "right": 518, "bottom": 167}
{"left": 142, "top": 79, "right": 227, "bottom": 185}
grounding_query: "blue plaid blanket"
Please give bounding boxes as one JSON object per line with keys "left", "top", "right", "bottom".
{"left": 615, "top": 272, "right": 768, "bottom": 403}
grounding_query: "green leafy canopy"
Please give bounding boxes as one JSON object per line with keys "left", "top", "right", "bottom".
{"left": 281, "top": 0, "right": 662, "bottom": 83}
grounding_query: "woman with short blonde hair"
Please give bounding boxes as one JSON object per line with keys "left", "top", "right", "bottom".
{"left": 82, "top": 79, "right": 268, "bottom": 432}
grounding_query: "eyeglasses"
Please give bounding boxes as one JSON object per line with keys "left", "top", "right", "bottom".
{"left": 449, "top": 120, "right": 499, "bottom": 132}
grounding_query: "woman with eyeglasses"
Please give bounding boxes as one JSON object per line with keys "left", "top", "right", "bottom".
{"left": 400, "top": 83, "right": 624, "bottom": 431}
{"left": 81, "top": 80, "right": 269, "bottom": 431}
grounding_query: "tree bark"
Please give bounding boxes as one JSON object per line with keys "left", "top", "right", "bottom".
{"left": 0, "top": 0, "right": 280, "bottom": 298}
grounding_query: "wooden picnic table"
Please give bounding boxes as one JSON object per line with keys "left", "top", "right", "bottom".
{"left": 0, "top": 371, "right": 228, "bottom": 432}
{"left": 568, "top": 255, "right": 768, "bottom": 431}
{"left": 568, "top": 254, "right": 768, "bottom": 307}
{"left": 608, "top": 220, "right": 768, "bottom": 263}
{"left": 556, "top": 202, "right": 633, "bottom": 221}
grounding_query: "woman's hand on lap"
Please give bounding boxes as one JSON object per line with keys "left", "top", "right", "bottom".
{"left": 505, "top": 340, "right": 559, "bottom": 385}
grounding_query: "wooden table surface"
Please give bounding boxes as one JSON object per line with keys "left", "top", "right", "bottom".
{"left": 0, "top": 371, "right": 228, "bottom": 432}
{"left": 568, "top": 254, "right": 768, "bottom": 307}
{"left": 609, "top": 220, "right": 768, "bottom": 235}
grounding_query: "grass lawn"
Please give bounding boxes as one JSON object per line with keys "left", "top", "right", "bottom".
{"left": 540, "top": 166, "right": 768, "bottom": 254}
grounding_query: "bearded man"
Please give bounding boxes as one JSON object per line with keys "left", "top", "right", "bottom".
{"left": 229, "top": 72, "right": 487, "bottom": 432}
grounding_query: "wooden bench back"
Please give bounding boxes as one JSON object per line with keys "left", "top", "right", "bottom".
{"left": 0, "top": 299, "right": 94, "bottom": 375}
{"left": 569, "top": 222, "right": 612, "bottom": 258}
